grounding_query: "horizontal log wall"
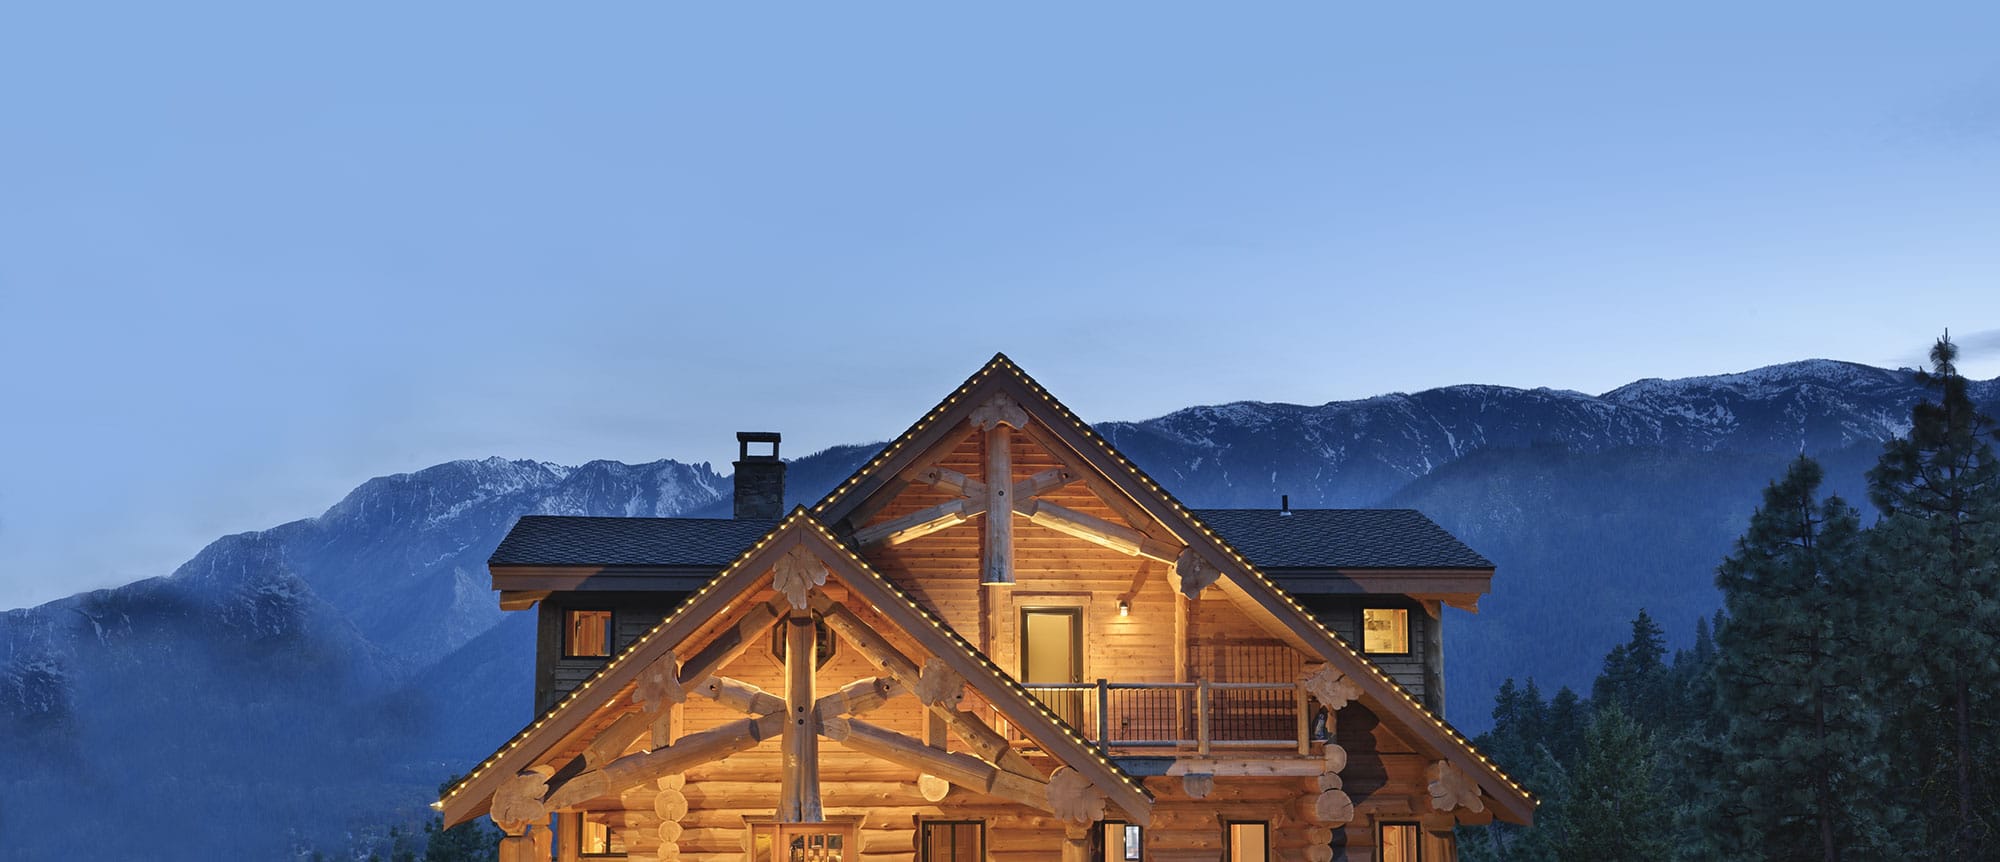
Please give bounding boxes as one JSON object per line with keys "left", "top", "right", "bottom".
{"left": 861, "top": 430, "right": 1292, "bottom": 689}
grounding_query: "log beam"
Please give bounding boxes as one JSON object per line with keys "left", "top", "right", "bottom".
{"left": 819, "top": 717, "right": 1051, "bottom": 813}
{"left": 812, "top": 596, "right": 1036, "bottom": 776}
{"left": 912, "top": 466, "right": 987, "bottom": 499}
{"left": 544, "top": 713, "right": 784, "bottom": 811}
{"left": 693, "top": 675, "right": 786, "bottom": 717}
{"left": 853, "top": 498, "right": 982, "bottom": 547}
{"left": 1017, "top": 419, "right": 1179, "bottom": 548}
{"left": 812, "top": 675, "right": 901, "bottom": 722}
{"left": 678, "top": 597, "right": 787, "bottom": 686}
{"left": 584, "top": 712, "right": 651, "bottom": 769}
{"left": 1019, "top": 499, "right": 1179, "bottom": 563}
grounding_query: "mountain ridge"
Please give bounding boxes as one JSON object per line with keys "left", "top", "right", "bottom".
{"left": 2, "top": 358, "right": 1995, "bottom": 859}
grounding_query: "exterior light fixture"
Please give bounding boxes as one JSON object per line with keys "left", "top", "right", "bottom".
{"left": 1118, "top": 600, "right": 1130, "bottom": 617}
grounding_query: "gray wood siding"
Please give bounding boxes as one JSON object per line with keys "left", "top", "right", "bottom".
{"left": 534, "top": 592, "right": 686, "bottom": 713}
{"left": 1297, "top": 595, "right": 1438, "bottom": 713}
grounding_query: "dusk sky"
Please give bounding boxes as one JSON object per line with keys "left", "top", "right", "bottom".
{"left": 3, "top": 2, "right": 1997, "bottom": 610}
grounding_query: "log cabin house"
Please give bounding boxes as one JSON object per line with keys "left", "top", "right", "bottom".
{"left": 438, "top": 355, "right": 1533, "bottom": 862}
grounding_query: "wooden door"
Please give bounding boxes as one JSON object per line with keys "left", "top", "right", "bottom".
{"left": 1022, "top": 607, "right": 1084, "bottom": 727}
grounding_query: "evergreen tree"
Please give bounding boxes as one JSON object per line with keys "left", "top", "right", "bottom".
{"left": 1558, "top": 705, "right": 1670, "bottom": 862}
{"left": 1712, "top": 456, "right": 1886, "bottom": 860}
{"left": 1867, "top": 331, "right": 2000, "bottom": 854}
{"left": 1544, "top": 686, "right": 1588, "bottom": 768}
{"left": 1592, "top": 611, "right": 1670, "bottom": 727}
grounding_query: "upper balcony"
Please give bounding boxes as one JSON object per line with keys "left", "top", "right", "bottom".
{"left": 1007, "top": 678, "right": 1323, "bottom": 757}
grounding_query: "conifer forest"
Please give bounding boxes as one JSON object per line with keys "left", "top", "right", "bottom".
{"left": 1458, "top": 333, "right": 2000, "bottom": 862}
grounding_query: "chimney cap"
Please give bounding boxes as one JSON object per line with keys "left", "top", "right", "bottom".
{"left": 736, "top": 431, "right": 781, "bottom": 462}
{"left": 1280, "top": 494, "right": 1292, "bottom": 516}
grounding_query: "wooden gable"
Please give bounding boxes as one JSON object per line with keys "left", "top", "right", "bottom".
{"left": 815, "top": 354, "right": 1537, "bottom": 826}
{"left": 439, "top": 510, "right": 1153, "bottom": 834}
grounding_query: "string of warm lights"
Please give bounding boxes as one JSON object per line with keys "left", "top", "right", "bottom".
{"left": 441, "top": 504, "right": 1154, "bottom": 816}
{"left": 794, "top": 512, "right": 1153, "bottom": 802}
{"left": 808, "top": 354, "right": 1534, "bottom": 806}
{"left": 439, "top": 515, "right": 797, "bottom": 811}
{"left": 446, "top": 354, "right": 1532, "bottom": 819}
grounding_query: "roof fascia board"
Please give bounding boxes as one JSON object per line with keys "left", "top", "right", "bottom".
{"left": 973, "top": 359, "right": 1537, "bottom": 824}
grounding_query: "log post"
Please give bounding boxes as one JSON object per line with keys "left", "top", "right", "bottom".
{"left": 496, "top": 824, "right": 537, "bottom": 862}
{"left": 780, "top": 611, "right": 822, "bottom": 822}
{"left": 1096, "top": 679, "right": 1111, "bottom": 754}
{"left": 556, "top": 812, "right": 582, "bottom": 862}
{"left": 1196, "top": 678, "right": 1212, "bottom": 757}
{"left": 983, "top": 421, "right": 1014, "bottom": 586}
{"left": 1296, "top": 679, "right": 1312, "bottom": 756}
{"left": 1061, "top": 821, "right": 1093, "bottom": 862}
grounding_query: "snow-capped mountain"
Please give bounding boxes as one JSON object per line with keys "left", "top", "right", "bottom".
{"left": 0, "top": 359, "right": 1992, "bottom": 859}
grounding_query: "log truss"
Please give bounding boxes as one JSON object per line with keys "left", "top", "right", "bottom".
{"left": 852, "top": 393, "right": 1205, "bottom": 595}
{"left": 511, "top": 582, "right": 1115, "bottom": 841}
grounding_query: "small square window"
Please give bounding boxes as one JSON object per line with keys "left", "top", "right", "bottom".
{"left": 567, "top": 609, "right": 614, "bottom": 658}
{"left": 1362, "top": 608, "right": 1409, "bottom": 654}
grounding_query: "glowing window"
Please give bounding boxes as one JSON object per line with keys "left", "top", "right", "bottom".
{"left": 1097, "top": 821, "right": 1143, "bottom": 860}
{"left": 1225, "top": 822, "right": 1267, "bottom": 862}
{"left": 1362, "top": 608, "right": 1409, "bottom": 654}
{"left": 566, "top": 610, "right": 613, "bottom": 658}
{"left": 579, "top": 815, "right": 623, "bottom": 856}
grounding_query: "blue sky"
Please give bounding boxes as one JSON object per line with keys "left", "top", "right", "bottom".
{"left": 2, "top": 2, "right": 1997, "bottom": 609}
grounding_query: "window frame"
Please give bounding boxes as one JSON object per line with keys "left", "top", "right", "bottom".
{"left": 575, "top": 813, "right": 624, "bottom": 858}
{"left": 1360, "top": 606, "right": 1413, "bottom": 656}
{"left": 563, "top": 608, "right": 616, "bottom": 659}
{"left": 1093, "top": 820, "right": 1143, "bottom": 861}
{"left": 1376, "top": 820, "right": 1423, "bottom": 862}
{"left": 1222, "top": 820, "right": 1270, "bottom": 862}
{"left": 918, "top": 819, "right": 986, "bottom": 862}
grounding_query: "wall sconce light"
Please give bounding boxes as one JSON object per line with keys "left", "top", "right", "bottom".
{"left": 1118, "top": 599, "right": 1130, "bottom": 617}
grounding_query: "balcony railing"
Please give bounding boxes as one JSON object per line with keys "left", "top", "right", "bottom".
{"left": 1015, "top": 679, "right": 1316, "bottom": 755}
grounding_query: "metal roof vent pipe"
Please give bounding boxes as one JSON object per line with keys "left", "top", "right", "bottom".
{"left": 733, "top": 432, "right": 785, "bottom": 520}
{"left": 1280, "top": 494, "right": 1292, "bottom": 517}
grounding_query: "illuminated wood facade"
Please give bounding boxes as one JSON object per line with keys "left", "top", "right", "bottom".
{"left": 440, "top": 355, "right": 1533, "bottom": 862}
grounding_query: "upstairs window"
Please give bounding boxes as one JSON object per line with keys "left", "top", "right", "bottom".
{"left": 1362, "top": 607, "right": 1410, "bottom": 655}
{"left": 566, "top": 609, "right": 614, "bottom": 658}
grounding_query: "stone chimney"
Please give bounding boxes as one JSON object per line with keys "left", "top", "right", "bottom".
{"left": 733, "top": 432, "right": 784, "bottom": 520}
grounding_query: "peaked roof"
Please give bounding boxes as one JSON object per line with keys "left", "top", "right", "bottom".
{"left": 814, "top": 354, "right": 1534, "bottom": 822}
{"left": 441, "top": 508, "right": 1153, "bottom": 827}
{"left": 485, "top": 510, "right": 1486, "bottom": 572}
{"left": 490, "top": 516, "right": 780, "bottom": 567}
{"left": 1193, "top": 509, "right": 1493, "bottom": 570}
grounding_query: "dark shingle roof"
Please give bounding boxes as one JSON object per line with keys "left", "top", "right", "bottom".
{"left": 489, "top": 509, "right": 1489, "bottom": 572}
{"left": 489, "top": 516, "right": 779, "bottom": 568}
{"left": 1192, "top": 509, "right": 1493, "bottom": 570}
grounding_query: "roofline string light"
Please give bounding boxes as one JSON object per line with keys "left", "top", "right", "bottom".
{"left": 442, "top": 505, "right": 1154, "bottom": 816}
{"left": 449, "top": 354, "right": 1531, "bottom": 818}
{"left": 806, "top": 354, "right": 1533, "bottom": 807}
